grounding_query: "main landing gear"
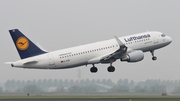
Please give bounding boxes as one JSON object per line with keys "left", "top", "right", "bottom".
{"left": 90, "top": 64, "right": 98, "bottom": 73}
{"left": 107, "top": 63, "right": 115, "bottom": 72}
{"left": 150, "top": 50, "right": 157, "bottom": 61}
{"left": 90, "top": 63, "right": 115, "bottom": 73}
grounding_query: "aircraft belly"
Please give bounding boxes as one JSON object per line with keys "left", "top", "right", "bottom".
{"left": 134, "top": 42, "right": 169, "bottom": 52}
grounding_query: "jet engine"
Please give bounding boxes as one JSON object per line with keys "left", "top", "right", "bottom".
{"left": 121, "top": 50, "right": 144, "bottom": 62}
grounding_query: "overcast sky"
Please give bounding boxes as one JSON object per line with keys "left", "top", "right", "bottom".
{"left": 0, "top": 0, "right": 179, "bottom": 83}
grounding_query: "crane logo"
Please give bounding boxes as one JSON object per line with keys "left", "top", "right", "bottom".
{"left": 16, "top": 37, "right": 29, "bottom": 50}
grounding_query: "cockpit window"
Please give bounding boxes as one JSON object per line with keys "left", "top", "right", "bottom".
{"left": 161, "top": 34, "right": 166, "bottom": 37}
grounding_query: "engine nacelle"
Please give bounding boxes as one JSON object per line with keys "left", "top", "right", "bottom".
{"left": 121, "top": 50, "right": 144, "bottom": 62}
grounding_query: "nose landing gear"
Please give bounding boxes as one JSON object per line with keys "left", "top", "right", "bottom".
{"left": 150, "top": 50, "right": 157, "bottom": 61}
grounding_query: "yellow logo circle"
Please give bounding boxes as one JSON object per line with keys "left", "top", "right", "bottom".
{"left": 16, "top": 37, "right": 29, "bottom": 50}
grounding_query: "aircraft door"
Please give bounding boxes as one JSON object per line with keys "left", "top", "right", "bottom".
{"left": 47, "top": 54, "right": 55, "bottom": 67}
{"left": 153, "top": 33, "right": 159, "bottom": 44}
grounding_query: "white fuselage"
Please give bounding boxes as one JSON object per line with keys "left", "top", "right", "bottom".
{"left": 11, "top": 31, "right": 172, "bottom": 69}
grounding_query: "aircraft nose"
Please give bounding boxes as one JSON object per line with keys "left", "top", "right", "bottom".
{"left": 166, "top": 36, "right": 172, "bottom": 43}
{"left": 166, "top": 36, "right": 172, "bottom": 44}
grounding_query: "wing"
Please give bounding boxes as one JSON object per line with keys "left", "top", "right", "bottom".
{"left": 100, "top": 36, "right": 127, "bottom": 63}
{"left": 88, "top": 36, "right": 128, "bottom": 64}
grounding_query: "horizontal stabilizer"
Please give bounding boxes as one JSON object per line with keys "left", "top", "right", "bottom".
{"left": 23, "top": 60, "right": 38, "bottom": 65}
{"left": 4, "top": 62, "right": 13, "bottom": 64}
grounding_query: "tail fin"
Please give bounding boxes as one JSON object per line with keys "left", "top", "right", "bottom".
{"left": 9, "top": 29, "right": 47, "bottom": 59}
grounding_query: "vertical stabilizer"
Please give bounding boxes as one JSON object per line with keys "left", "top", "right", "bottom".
{"left": 9, "top": 29, "right": 47, "bottom": 59}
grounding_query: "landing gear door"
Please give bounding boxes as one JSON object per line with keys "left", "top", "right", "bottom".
{"left": 47, "top": 54, "right": 55, "bottom": 67}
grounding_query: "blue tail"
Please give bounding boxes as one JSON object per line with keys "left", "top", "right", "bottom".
{"left": 9, "top": 29, "right": 47, "bottom": 59}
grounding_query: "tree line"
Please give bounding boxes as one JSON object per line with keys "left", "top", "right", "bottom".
{"left": 1, "top": 79, "right": 180, "bottom": 94}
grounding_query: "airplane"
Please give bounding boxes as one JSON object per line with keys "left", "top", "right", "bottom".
{"left": 6, "top": 29, "right": 172, "bottom": 73}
